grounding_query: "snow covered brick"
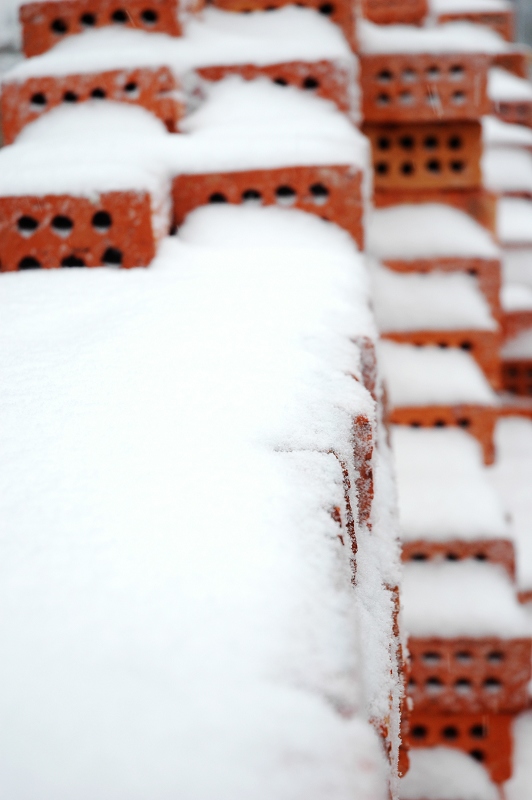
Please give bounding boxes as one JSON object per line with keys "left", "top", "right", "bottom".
{"left": 374, "top": 187, "right": 498, "bottom": 234}
{"left": 19, "top": 0, "right": 197, "bottom": 57}
{"left": 172, "top": 165, "right": 365, "bottom": 249}
{"left": 361, "top": 0, "right": 428, "bottom": 26}
{"left": 489, "top": 67, "right": 532, "bottom": 129}
{"left": 501, "top": 338, "right": 532, "bottom": 396}
{"left": 433, "top": 0, "right": 515, "bottom": 43}
{"left": 363, "top": 121, "right": 483, "bottom": 190}
{"left": 1, "top": 65, "right": 183, "bottom": 145}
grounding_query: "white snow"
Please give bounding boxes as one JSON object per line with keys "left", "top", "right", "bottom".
{"left": 399, "top": 747, "right": 499, "bottom": 800}
{"left": 505, "top": 712, "right": 532, "bottom": 800}
{"left": 0, "top": 205, "right": 392, "bottom": 799}
{"left": 378, "top": 341, "right": 498, "bottom": 407}
{"left": 502, "top": 328, "right": 532, "bottom": 359}
{"left": 358, "top": 19, "right": 513, "bottom": 54}
{"left": 366, "top": 204, "right": 499, "bottom": 261}
{"left": 497, "top": 197, "right": 532, "bottom": 246}
{"left": 503, "top": 248, "right": 532, "bottom": 288}
{"left": 489, "top": 67, "right": 532, "bottom": 103}
{"left": 482, "top": 115, "right": 532, "bottom": 149}
{"left": 392, "top": 426, "right": 509, "bottom": 542}
{"left": 0, "top": 0, "right": 23, "bottom": 49}
{"left": 369, "top": 261, "right": 496, "bottom": 332}
{"left": 402, "top": 561, "right": 530, "bottom": 637}
{"left": 483, "top": 146, "right": 532, "bottom": 194}
{"left": 501, "top": 283, "right": 532, "bottom": 311}
{"left": 489, "top": 418, "right": 532, "bottom": 594}
{"left": 431, "top": 0, "right": 511, "bottom": 11}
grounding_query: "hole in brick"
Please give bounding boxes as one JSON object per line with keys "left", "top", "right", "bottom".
{"left": 399, "top": 91, "right": 414, "bottom": 106}
{"left": 422, "top": 651, "right": 441, "bottom": 664}
{"left": 455, "top": 651, "right": 472, "bottom": 663}
{"left": 446, "top": 552, "right": 460, "bottom": 560}
{"left": 51, "top": 215, "right": 74, "bottom": 235}
{"left": 411, "top": 725, "right": 427, "bottom": 740}
{"left": 273, "top": 77, "right": 288, "bottom": 86}
{"left": 124, "top": 82, "right": 138, "bottom": 94}
{"left": 411, "top": 552, "right": 428, "bottom": 561}
{"left": 460, "top": 341, "right": 472, "bottom": 350}
{"left": 241, "top": 189, "right": 262, "bottom": 204}
{"left": 30, "top": 92, "right": 47, "bottom": 107}
{"left": 377, "top": 69, "right": 393, "bottom": 83}
{"left": 452, "top": 91, "right": 466, "bottom": 105}
{"left": 470, "top": 750, "right": 485, "bottom": 762}
{"left": 402, "top": 68, "right": 417, "bottom": 83}
{"left": 455, "top": 678, "right": 472, "bottom": 694}
{"left": 275, "top": 185, "right": 296, "bottom": 206}
{"left": 426, "top": 677, "right": 443, "bottom": 694}
{"left": 18, "top": 256, "right": 41, "bottom": 269}
{"left": 102, "top": 247, "right": 123, "bottom": 265}
{"left": 92, "top": 210, "right": 112, "bottom": 230}
{"left": 377, "top": 93, "right": 391, "bottom": 106}
{"left": 410, "top": 421, "right": 421, "bottom": 428}
{"left": 399, "top": 135, "right": 414, "bottom": 150}
{"left": 17, "top": 216, "right": 39, "bottom": 234}
{"left": 141, "top": 8, "right": 158, "bottom": 23}
{"left": 468, "top": 268, "right": 478, "bottom": 276}
{"left": 61, "top": 255, "right": 85, "bottom": 267}
{"left": 376, "top": 162, "right": 389, "bottom": 175}
{"left": 63, "top": 91, "right": 78, "bottom": 102}
{"left": 51, "top": 18, "right": 68, "bottom": 34}
{"left": 209, "top": 193, "right": 227, "bottom": 204}
{"left": 424, "top": 136, "right": 438, "bottom": 149}
{"left": 111, "top": 9, "right": 128, "bottom": 22}
{"left": 302, "top": 77, "right": 319, "bottom": 90}
{"left": 487, "top": 651, "right": 504, "bottom": 664}
{"left": 483, "top": 678, "right": 502, "bottom": 692}
{"left": 319, "top": 2, "right": 334, "bottom": 14}
{"left": 310, "top": 183, "right": 329, "bottom": 205}
{"left": 506, "top": 366, "right": 518, "bottom": 377}
{"left": 451, "top": 160, "right": 465, "bottom": 172}
{"left": 426, "top": 159, "right": 441, "bottom": 173}
{"left": 80, "top": 12, "right": 96, "bottom": 25}
{"left": 434, "top": 420, "right": 446, "bottom": 427}
{"left": 426, "top": 66, "right": 440, "bottom": 79}
{"left": 401, "top": 162, "right": 414, "bottom": 175}
{"left": 91, "top": 88, "right": 107, "bottom": 99}
{"left": 474, "top": 552, "right": 487, "bottom": 560}
{"left": 265, "top": 6, "right": 277, "bottom": 10}
{"left": 470, "top": 724, "right": 487, "bottom": 739}
{"left": 377, "top": 137, "right": 391, "bottom": 150}
{"left": 438, "top": 342, "right": 448, "bottom": 348}
{"left": 448, "top": 135, "right": 463, "bottom": 150}
{"left": 450, "top": 64, "right": 465, "bottom": 80}
{"left": 442, "top": 726, "right": 459, "bottom": 740}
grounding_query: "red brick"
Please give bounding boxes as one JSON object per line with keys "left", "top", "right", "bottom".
{"left": 362, "top": 0, "right": 427, "bottom": 26}
{"left": 408, "top": 637, "right": 532, "bottom": 714}
{"left": 504, "top": 309, "right": 532, "bottom": 342}
{"left": 197, "top": 60, "right": 355, "bottom": 117}
{"left": 492, "top": 50, "right": 530, "bottom": 79}
{"left": 360, "top": 53, "right": 489, "bottom": 123}
{"left": 1, "top": 66, "right": 183, "bottom": 145}
{"left": 353, "top": 335, "right": 378, "bottom": 400}
{"left": 353, "top": 414, "right": 374, "bottom": 528}
{"left": 0, "top": 191, "right": 158, "bottom": 271}
{"left": 437, "top": 10, "right": 514, "bottom": 42}
{"left": 172, "top": 165, "right": 365, "bottom": 248}
{"left": 402, "top": 539, "right": 516, "bottom": 581}
{"left": 406, "top": 711, "right": 514, "bottom": 784}
{"left": 363, "top": 121, "right": 482, "bottom": 191}
{"left": 502, "top": 360, "right": 532, "bottom": 397}
{"left": 492, "top": 98, "right": 532, "bottom": 129}
{"left": 20, "top": 0, "right": 194, "bottom": 58}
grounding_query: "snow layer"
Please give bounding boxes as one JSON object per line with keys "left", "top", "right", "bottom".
{"left": 378, "top": 341, "right": 497, "bottom": 407}
{"left": 501, "top": 283, "right": 532, "bottom": 311}
{"left": 489, "top": 67, "right": 532, "bottom": 103}
{"left": 0, "top": 206, "right": 390, "bottom": 799}
{"left": 358, "top": 19, "right": 512, "bottom": 54}
{"left": 369, "top": 261, "right": 496, "bottom": 332}
{"left": 402, "top": 561, "right": 530, "bottom": 637}
{"left": 366, "top": 204, "right": 499, "bottom": 261}
{"left": 503, "top": 248, "right": 532, "bottom": 288}
{"left": 482, "top": 115, "right": 532, "bottom": 149}
{"left": 505, "top": 712, "right": 532, "bottom": 800}
{"left": 489, "top": 418, "right": 532, "bottom": 593}
{"left": 392, "top": 427, "right": 509, "bottom": 542}
{"left": 399, "top": 747, "right": 499, "bottom": 800}
{"left": 483, "top": 146, "right": 532, "bottom": 194}
{"left": 431, "top": 0, "right": 511, "bottom": 11}
{"left": 502, "top": 328, "right": 532, "bottom": 358}
{"left": 0, "top": 0, "right": 23, "bottom": 49}
{"left": 498, "top": 197, "right": 532, "bottom": 246}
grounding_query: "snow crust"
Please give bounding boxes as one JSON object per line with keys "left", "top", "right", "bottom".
{"left": 358, "top": 19, "right": 512, "bottom": 54}
{"left": 392, "top": 426, "right": 509, "bottom": 542}
{"left": 402, "top": 561, "right": 530, "bottom": 637}
{"left": 366, "top": 204, "right": 499, "bottom": 261}
{"left": 489, "top": 418, "right": 532, "bottom": 593}
{"left": 483, "top": 146, "right": 532, "bottom": 194}
{"left": 431, "top": 0, "right": 511, "bottom": 11}
{"left": 399, "top": 747, "right": 499, "bottom": 800}
{"left": 497, "top": 197, "right": 532, "bottom": 246}
{"left": 369, "top": 261, "right": 496, "bottom": 332}
{"left": 482, "top": 115, "right": 532, "bottom": 149}
{"left": 379, "top": 341, "right": 498, "bottom": 407}
{"left": 0, "top": 206, "right": 392, "bottom": 799}
{"left": 489, "top": 67, "right": 532, "bottom": 103}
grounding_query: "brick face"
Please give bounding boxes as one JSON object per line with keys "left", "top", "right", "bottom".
{"left": 361, "top": 0, "right": 427, "bottom": 26}
{"left": 402, "top": 539, "right": 516, "bottom": 581}
{"left": 437, "top": 10, "right": 514, "bottom": 41}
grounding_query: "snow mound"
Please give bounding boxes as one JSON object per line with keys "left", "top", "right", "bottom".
{"left": 358, "top": 19, "right": 512, "bottom": 54}
{"left": 498, "top": 197, "right": 532, "bottom": 246}
{"left": 482, "top": 115, "right": 532, "bottom": 149}
{"left": 489, "top": 67, "right": 532, "bottom": 103}
{"left": 399, "top": 747, "right": 499, "bottom": 800}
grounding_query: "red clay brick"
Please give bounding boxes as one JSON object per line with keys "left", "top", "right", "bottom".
{"left": 492, "top": 98, "right": 532, "bottom": 129}
{"left": 20, "top": 0, "right": 193, "bottom": 58}
{"left": 172, "top": 165, "right": 365, "bottom": 248}
{"left": 363, "top": 121, "right": 482, "bottom": 191}
{"left": 492, "top": 50, "right": 530, "bottom": 79}
{"left": 360, "top": 53, "right": 490, "bottom": 123}
{"left": 353, "top": 414, "right": 374, "bottom": 528}
{"left": 362, "top": 0, "right": 427, "bottom": 26}
{"left": 504, "top": 309, "right": 532, "bottom": 342}
{"left": 1, "top": 66, "right": 183, "bottom": 145}
{"left": 406, "top": 711, "right": 514, "bottom": 783}
{"left": 437, "top": 10, "right": 514, "bottom": 42}
{"left": 408, "top": 637, "right": 532, "bottom": 714}
{"left": 502, "top": 360, "right": 532, "bottom": 397}
{"left": 402, "top": 539, "right": 516, "bottom": 581}
{"left": 353, "top": 335, "right": 378, "bottom": 400}
{"left": 0, "top": 191, "right": 158, "bottom": 270}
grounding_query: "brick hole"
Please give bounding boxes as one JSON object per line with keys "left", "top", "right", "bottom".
{"left": 487, "top": 651, "right": 504, "bottom": 664}
{"left": 408, "top": 678, "right": 416, "bottom": 690}
{"left": 411, "top": 552, "right": 428, "bottom": 560}
{"left": 377, "top": 137, "right": 391, "bottom": 150}
{"left": 448, "top": 136, "right": 463, "bottom": 150}
{"left": 455, "top": 678, "right": 473, "bottom": 694}
{"left": 409, "top": 421, "right": 421, "bottom": 428}
{"left": 17, "top": 216, "right": 39, "bottom": 235}
{"left": 399, "top": 91, "right": 414, "bottom": 106}
{"left": 455, "top": 651, "right": 472, "bottom": 663}
{"left": 80, "top": 12, "right": 96, "bottom": 25}
{"left": 401, "top": 162, "right": 415, "bottom": 175}
{"left": 273, "top": 77, "right": 288, "bottom": 86}
{"left": 102, "top": 247, "right": 123, "bottom": 265}
{"left": 470, "top": 749, "right": 485, "bottom": 762}
{"left": 92, "top": 210, "right": 112, "bottom": 231}
{"left": 402, "top": 69, "right": 417, "bottom": 83}
{"left": 423, "top": 135, "right": 439, "bottom": 149}
{"left": 399, "top": 135, "right": 414, "bottom": 150}
{"left": 452, "top": 91, "right": 466, "bottom": 105}
{"left": 434, "top": 420, "right": 446, "bottom": 427}
{"left": 411, "top": 725, "right": 427, "bottom": 740}
{"left": 467, "top": 268, "right": 478, "bottom": 276}
{"left": 470, "top": 724, "right": 487, "bottom": 739}
{"left": 460, "top": 341, "right": 472, "bottom": 350}
{"left": 265, "top": 6, "right": 277, "bottom": 10}
{"left": 425, "top": 677, "right": 444, "bottom": 694}
{"left": 51, "top": 215, "right": 74, "bottom": 236}
{"left": 51, "top": 18, "right": 68, "bottom": 34}
{"left": 241, "top": 189, "right": 262, "bottom": 204}
{"left": 422, "top": 651, "right": 441, "bottom": 664}
{"left": 483, "top": 678, "right": 502, "bottom": 693}
{"left": 310, "top": 183, "right": 329, "bottom": 205}
{"left": 91, "top": 88, "right": 107, "bottom": 99}
{"left": 18, "top": 256, "right": 41, "bottom": 269}
{"left": 506, "top": 366, "right": 518, "bottom": 377}
{"left": 30, "top": 92, "right": 47, "bottom": 108}
{"left": 377, "top": 69, "right": 393, "bottom": 84}
{"left": 450, "top": 161, "right": 465, "bottom": 172}
{"left": 377, "top": 93, "right": 391, "bottom": 107}
{"left": 63, "top": 91, "right": 78, "bottom": 103}
{"left": 61, "top": 255, "right": 85, "bottom": 267}
{"left": 438, "top": 342, "right": 448, "bottom": 348}
{"left": 426, "top": 66, "right": 441, "bottom": 80}
{"left": 474, "top": 552, "right": 487, "bottom": 560}
{"left": 319, "top": 2, "right": 335, "bottom": 14}
{"left": 442, "top": 725, "right": 459, "bottom": 740}
{"left": 302, "top": 77, "right": 319, "bottom": 90}
{"left": 446, "top": 552, "right": 460, "bottom": 560}
{"left": 209, "top": 193, "right": 227, "bottom": 203}
{"left": 275, "top": 185, "right": 297, "bottom": 206}
{"left": 426, "top": 159, "right": 442, "bottom": 173}
{"left": 111, "top": 9, "right": 128, "bottom": 23}
{"left": 450, "top": 65, "right": 465, "bottom": 81}
{"left": 140, "top": 8, "right": 158, "bottom": 24}
{"left": 124, "top": 82, "right": 139, "bottom": 95}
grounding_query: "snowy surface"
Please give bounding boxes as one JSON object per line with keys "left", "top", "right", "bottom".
{"left": 366, "top": 204, "right": 499, "bottom": 261}
{"left": 503, "top": 248, "right": 532, "bottom": 288}
{"left": 0, "top": 0, "right": 23, "bottom": 49}
{"left": 489, "top": 67, "right": 532, "bottom": 103}
{"left": 489, "top": 418, "right": 532, "bottom": 593}
{"left": 505, "top": 712, "right": 532, "bottom": 800}
{"left": 379, "top": 341, "right": 498, "bottom": 407}
{"left": 392, "top": 427, "right": 509, "bottom": 542}
{"left": 402, "top": 561, "right": 529, "bottom": 637}
{"left": 1, "top": 7, "right": 353, "bottom": 82}
{"left": 482, "top": 115, "right": 532, "bottom": 149}
{"left": 0, "top": 205, "right": 393, "bottom": 799}
{"left": 501, "top": 328, "right": 532, "bottom": 358}
{"left": 483, "top": 146, "right": 532, "bottom": 194}
{"left": 358, "top": 19, "right": 512, "bottom": 54}
{"left": 369, "top": 261, "right": 496, "bottom": 332}
{"left": 399, "top": 747, "right": 498, "bottom": 800}
{"left": 502, "top": 283, "right": 532, "bottom": 311}
{"left": 431, "top": 0, "right": 511, "bottom": 11}
{"left": 497, "top": 197, "right": 532, "bottom": 246}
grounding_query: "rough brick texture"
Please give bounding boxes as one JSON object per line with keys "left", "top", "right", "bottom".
{"left": 437, "top": 9, "right": 514, "bottom": 41}
{"left": 360, "top": 54, "right": 489, "bottom": 123}
{"left": 172, "top": 165, "right": 365, "bottom": 248}
{"left": 362, "top": 0, "right": 427, "bottom": 26}
{"left": 492, "top": 51, "right": 530, "bottom": 79}
{"left": 363, "top": 121, "right": 482, "bottom": 190}
{"left": 353, "top": 335, "right": 378, "bottom": 400}
{"left": 353, "top": 414, "right": 374, "bottom": 528}
{"left": 374, "top": 188, "right": 498, "bottom": 235}
{"left": 1, "top": 66, "right": 183, "bottom": 145}
{"left": 502, "top": 360, "right": 532, "bottom": 397}
{"left": 0, "top": 191, "right": 158, "bottom": 271}
{"left": 402, "top": 539, "right": 516, "bottom": 581}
